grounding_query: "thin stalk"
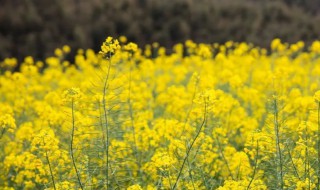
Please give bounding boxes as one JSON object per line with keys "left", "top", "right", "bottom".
{"left": 172, "top": 100, "right": 207, "bottom": 190}
{"left": 98, "top": 100, "right": 108, "bottom": 188}
{"left": 70, "top": 99, "right": 84, "bottom": 190}
{"left": 109, "top": 162, "right": 121, "bottom": 189}
{"left": 180, "top": 76, "right": 199, "bottom": 137}
{"left": 168, "top": 169, "right": 173, "bottom": 190}
{"left": 285, "top": 143, "right": 300, "bottom": 180}
{"left": 236, "top": 160, "right": 242, "bottom": 180}
{"left": 305, "top": 124, "right": 310, "bottom": 190}
{"left": 184, "top": 149, "right": 196, "bottom": 190}
{"left": 102, "top": 59, "right": 111, "bottom": 188}
{"left": 273, "top": 98, "right": 283, "bottom": 190}
{"left": 0, "top": 128, "right": 5, "bottom": 140}
{"left": 44, "top": 140, "right": 56, "bottom": 190}
{"left": 199, "top": 166, "right": 209, "bottom": 190}
{"left": 127, "top": 59, "right": 141, "bottom": 178}
{"left": 215, "top": 135, "right": 234, "bottom": 180}
{"left": 247, "top": 140, "right": 259, "bottom": 190}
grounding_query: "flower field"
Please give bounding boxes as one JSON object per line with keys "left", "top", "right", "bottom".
{"left": 1, "top": 37, "right": 320, "bottom": 189}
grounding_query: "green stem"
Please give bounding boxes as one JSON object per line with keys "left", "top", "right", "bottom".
{"left": 0, "top": 128, "right": 5, "bottom": 140}
{"left": 285, "top": 143, "right": 300, "bottom": 180}
{"left": 98, "top": 100, "right": 108, "bottom": 188}
{"left": 102, "top": 58, "right": 111, "bottom": 188}
{"left": 305, "top": 123, "right": 310, "bottom": 190}
{"left": 273, "top": 98, "right": 283, "bottom": 190}
{"left": 127, "top": 60, "right": 141, "bottom": 178}
{"left": 215, "top": 135, "right": 234, "bottom": 180}
{"left": 45, "top": 148, "right": 56, "bottom": 190}
{"left": 172, "top": 99, "right": 207, "bottom": 189}
{"left": 186, "top": 157, "right": 196, "bottom": 190}
{"left": 70, "top": 99, "right": 84, "bottom": 190}
{"left": 247, "top": 140, "right": 259, "bottom": 190}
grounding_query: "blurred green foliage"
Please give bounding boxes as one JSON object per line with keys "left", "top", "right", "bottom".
{"left": 0, "top": 0, "right": 319, "bottom": 60}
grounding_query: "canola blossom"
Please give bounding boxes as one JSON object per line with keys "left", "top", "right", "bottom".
{"left": 1, "top": 37, "right": 320, "bottom": 189}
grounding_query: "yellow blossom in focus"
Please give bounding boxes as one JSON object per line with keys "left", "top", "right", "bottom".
{"left": 100, "top": 36, "right": 121, "bottom": 56}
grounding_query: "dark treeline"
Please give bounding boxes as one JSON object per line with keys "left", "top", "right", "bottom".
{"left": 0, "top": 0, "right": 320, "bottom": 60}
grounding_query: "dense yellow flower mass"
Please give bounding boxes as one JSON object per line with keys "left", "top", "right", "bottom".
{"left": 1, "top": 37, "right": 320, "bottom": 189}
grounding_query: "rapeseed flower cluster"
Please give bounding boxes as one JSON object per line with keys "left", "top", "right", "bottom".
{"left": 1, "top": 37, "right": 320, "bottom": 189}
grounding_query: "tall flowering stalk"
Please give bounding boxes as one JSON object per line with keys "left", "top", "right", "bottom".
{"left": 172, "top": 92, "right": 209, "bottom": 189}
{"left": 272, "top": 95, "right": 283, "bottom": 190}
{"left": 99, "top": 37, "right": 121, "bottom": 188}
{"left": 63, "top": 88, "right": 84, "bottom": 190}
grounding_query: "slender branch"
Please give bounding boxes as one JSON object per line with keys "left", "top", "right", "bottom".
{"left": 45, "top": 148, "right": 56, "bottom": 190}
{"left": 304, "top": 123, "right": 311, "bottom": 190}
{"left": 199, "top": 165, "right": 210, "bottom": 190}
{"left": 168, "top": 169, "right": 173, "bottom": 190}
{"left": 215, "top": 135, "right": 234, "bottom": 180}
{"left": 102, "top": 59, "right": 111, "bottom": 188}
{"left": 0, "top": 128, "right": 5, "bottom": 140}
{"left": 127, "top": 58, "right": 142, "bottom": 178}
{"left": 70, "top": 99, "right": 84, "bottom": 190}
{"left": 285, "top": 143, "right": 300, "bottom": 180}
{"left": 186, "top": 157, "right": 196, "bottom": 190}
{"left": 273, "top": 98, "right": 283, "bottom": 190}
{"left": 98, "top": 100, "right": 108, "bottom": 188}
{"left": 172, "top": 99, "right": 207, "bottom": 189}
{"left": 109, "top": 162, "right": 121, "bottom": 189}
{"left": 180, "top": 76, "right": 199, "bottom": 137}
{"left": 247, "top": 140, "right": 259, "bottom": 190}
